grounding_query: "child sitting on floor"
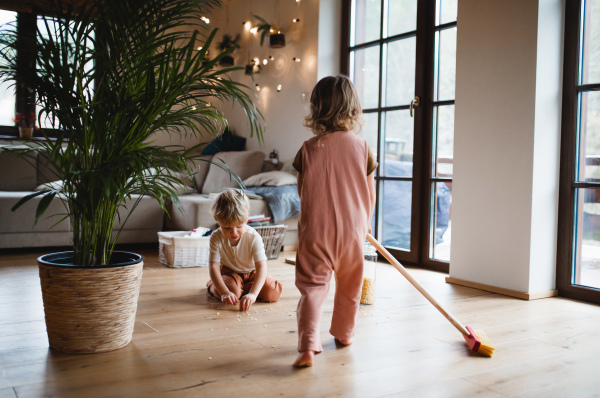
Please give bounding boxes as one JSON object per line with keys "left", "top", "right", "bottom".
{"left": 206, "top": 189, "right": 283, "bottom": 312}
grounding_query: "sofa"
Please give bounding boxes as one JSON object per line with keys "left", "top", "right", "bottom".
{"left": 164, "top": 150, "right": 299, "bottom": 246}
{"left": 0, "top": 147, "right": 299, "bottom": 249}
{"left": 0, "top": 147, "right": 165, "bottom": 249}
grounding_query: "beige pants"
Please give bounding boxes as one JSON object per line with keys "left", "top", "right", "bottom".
{"left": 207, "top": 266, "right": 283, "bottom": 302}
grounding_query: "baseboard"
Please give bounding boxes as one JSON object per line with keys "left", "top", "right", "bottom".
{"left": 445, "top": 276, "right": 558, "bottom": 300}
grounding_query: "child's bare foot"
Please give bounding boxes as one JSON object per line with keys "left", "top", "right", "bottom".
{"left": 293, "top": 351, "right": 314, "bottom": 367}
{"left": 335, "top": 338, "right": 353, "bottom": 346}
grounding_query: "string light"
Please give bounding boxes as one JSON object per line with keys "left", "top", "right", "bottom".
{"left": 268, "top": 56, "right": 274, "bottom": 60}
{"left": 243, "top": 21, "right": 251, "bottom": 30}
{"left": 250, "top": 27, "right": 258, "bottom": 34}
{"left": 255, "top": 84, "right": 261, "bottom": 91}
{"left": 277, "top": 84, "right": 282, "bottom": 92}
{"left": 197, "top": 46, "right": 203, "bottom": 51}
{"left": 293, "top": 57, "right": 301, "bottom": 62}
{"left": 292, "top": 18, "right": 300, "bottom": 23}
{"left": 263, "top": 59, "right": 268, "bottom": 65}
{"left": 200, "top": 16, "right": 210, "bottom": 24}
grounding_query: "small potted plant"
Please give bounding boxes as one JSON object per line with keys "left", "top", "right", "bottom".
{"left": 217, "top": 34, "right": 240, "bottom": 66}
{"left": 13, "top": 112, "right": 36, "bottom": 139}
{"left": 245, "top": 57, "right": 262, "bottom": 75}
{"left": 254, "top": 15, "right": 285, "bottom": 48}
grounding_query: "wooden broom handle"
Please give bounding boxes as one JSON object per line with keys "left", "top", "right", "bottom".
{"left": 366, "top": 234, "right": 470, "bottom": 337}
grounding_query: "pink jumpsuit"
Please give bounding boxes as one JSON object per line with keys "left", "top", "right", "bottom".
{"left": 296, "top": 131, "right": 371, "bottom": 353}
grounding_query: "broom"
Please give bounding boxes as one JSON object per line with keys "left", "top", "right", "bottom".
{"left": 366, "top": 234, "right": 495, "bottom": 357}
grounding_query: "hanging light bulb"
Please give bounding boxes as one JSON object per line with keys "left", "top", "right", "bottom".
{"left": 197, "top": 46, "right": 203, "bottom": 51}
{"left": 255, "top": 84, "right": 261, "bottom": 91}
{"left": 268, "top": 56, "right": 274, "bottom": 61}
{"left": 277, "top": 84, "right": 282, "bottom": 92}
{"left": 263, "top": 59, "right": 268, "bottom": 65}
{"left": 243, "top": 21, "right": 251, "bottom": 30}
{"left": 200, "top": 16, "right": 210, "bottom": 24}
{"left": 293, "top": 57, "right": 301, "bottom": 62}
{"left": 292, "top": 18, "right": 300, "bottom": 23}
{"left": 250, "top": 26, "right": 258, "bottom": 34}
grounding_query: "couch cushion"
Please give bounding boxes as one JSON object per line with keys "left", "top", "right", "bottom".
{"left": 201, "top": 127, "right": 247, "bottom": 155}
{"left": 243, "top": 171, "right": 298, "bottom": 187}
{"left": 201, "top": 150, "right": 265, "bottom": 194}
{"left": 0, "top": 191, "right": 71, "bottom": 233}
{"left": 36, "top": 150, "right": 62, "bottom": 184}
{"left": 0, "top": 149, "right": 38, "bottom": 191}
{"left": 188, "top": 155, "right": 213, "bottom": 192}
{"left": 165, "top": 193, "right": 270, "bottom": 231}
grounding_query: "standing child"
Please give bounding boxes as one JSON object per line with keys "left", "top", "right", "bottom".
{"left": 206, "top": 189, "right": 283, "bottom": 312}
{"left": 292, "top": 76, "right": 377, "bottom": 367}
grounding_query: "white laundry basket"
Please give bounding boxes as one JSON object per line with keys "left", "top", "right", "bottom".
{"left": 158, "top": 231, "right": 210, "bottom": 268}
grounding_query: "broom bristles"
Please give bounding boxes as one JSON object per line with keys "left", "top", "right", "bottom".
{"left": 473, "top": 329, "right": 495, "bottom": 357}
{"left": 464, "top": 325, "right": 495, "bottom": 357}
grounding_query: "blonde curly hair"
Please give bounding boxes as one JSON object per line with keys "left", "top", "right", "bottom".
{"left": 304, "top": 75, "right": 363, "bottom": 138}
{"left": 210, "top": 189, "right": 250, "bottom": 225}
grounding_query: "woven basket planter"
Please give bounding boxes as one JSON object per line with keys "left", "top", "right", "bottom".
{"left": 38, "top": 251, "right": 144, "bottom": 354}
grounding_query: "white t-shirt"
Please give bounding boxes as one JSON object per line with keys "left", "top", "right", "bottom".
{"left": 209, "top": 225, "right": 268, "bottom": 273}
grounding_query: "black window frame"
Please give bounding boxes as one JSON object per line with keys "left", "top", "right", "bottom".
{"left": 557, "top": 0, "right": 600, "bottom": 305}
{"left": 0, "top": 8, "right": 64, "bottom": 139}
{"left": 341, "top": 0, "right": 454, "bottom": 272}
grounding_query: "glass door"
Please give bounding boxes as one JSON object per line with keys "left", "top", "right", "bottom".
{"left": 558, "top": 0, "right": 600, "bottom": 304}
{"left": 343, "top": 0, "right": 457, "bottom": 270}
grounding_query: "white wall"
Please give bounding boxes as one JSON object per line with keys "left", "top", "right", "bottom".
{"left": 317, "top": 0, "right": 342, "bottom": 79}
{"left": 202, "top": 0, "right": 321, "bottom": 164}
{"left": 450, "top": 0, "right": 564, "bottom": 294}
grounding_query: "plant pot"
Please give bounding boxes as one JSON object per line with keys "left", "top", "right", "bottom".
{"left": 38, "top": 251, "right": 144, "bottom": 354}
{"left": 18, "top": 126, "right": 33, "bottom": 139}
{"left": 219, "top": 55, "right": 234, "bottom": 67}
{"left": 268, "top": 33, "right": 285, "bottom": 48}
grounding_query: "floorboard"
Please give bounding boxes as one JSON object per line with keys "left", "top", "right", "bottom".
{"left": 1, "top": 246, "right": 599, "bottom": 397}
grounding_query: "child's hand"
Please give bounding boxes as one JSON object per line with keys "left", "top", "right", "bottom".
{"left": 221, "top": 292, "right": 238, "bottom": 305}
{"left": 239, "top": 293, "right": 257, "bottom": 312}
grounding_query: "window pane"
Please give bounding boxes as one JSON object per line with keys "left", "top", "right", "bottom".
{"left": 577, "top": 91, "right": 600, "bottom": 182}
{"left": 433, "top": 105, "right": 454, "bottom": 177}
{"left": 351, "top": 46, "right": 380, "bottom": 109}
{"left": 574, "top": 188, "right": 600, "bottom": 289}
{"left": 382, "top": 109, "right": 413, "bottom": 177}
{"left": 434, "top": 27, "right": 456, "bottom": 101}
{"left": 384, "top": 38, "right": 416, "bottom": 107}
{"left": 580, "top": 0, "right": 600, "bottom": 84}
{"left": 0, "top": 78, "right": 15, "bottom": 127}
{"left": 429, "top": 182, "right": 452, "bottom": 261}
{"left": 386, "top": 0, "right": 417, "bottom": 37}
{"left": 352, "top": 0, "right": 381, "bottom": 46}
{"left": 37, "top": 17, "right": 95, "bottom": 129}
{"left": 0, "top": 10, "right": 17, "bottom": 126}
{"left": 381, "top": 179, "right": 412, "bottom": 250}
{"left": 437, "top": 0, "right": 458, "bottom": 26}
{"left": 362, "top": 112, "right": 379, "bottom": 161}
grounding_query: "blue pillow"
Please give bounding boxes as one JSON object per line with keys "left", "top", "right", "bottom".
{"left": 201, "top": 128, "right": 246, "bottom": 155}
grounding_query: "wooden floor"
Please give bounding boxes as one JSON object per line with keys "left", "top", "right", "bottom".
{"left": 2, "top": 246, "right": 600, "bottom": 398}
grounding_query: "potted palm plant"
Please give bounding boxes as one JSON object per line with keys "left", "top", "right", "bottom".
{"left": 0, "top": 0, "right": 263, "bottom": 354}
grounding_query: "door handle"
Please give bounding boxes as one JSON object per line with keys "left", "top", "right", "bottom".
{"left": 410, "top": 96, "right": 420, "bottom": 117}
